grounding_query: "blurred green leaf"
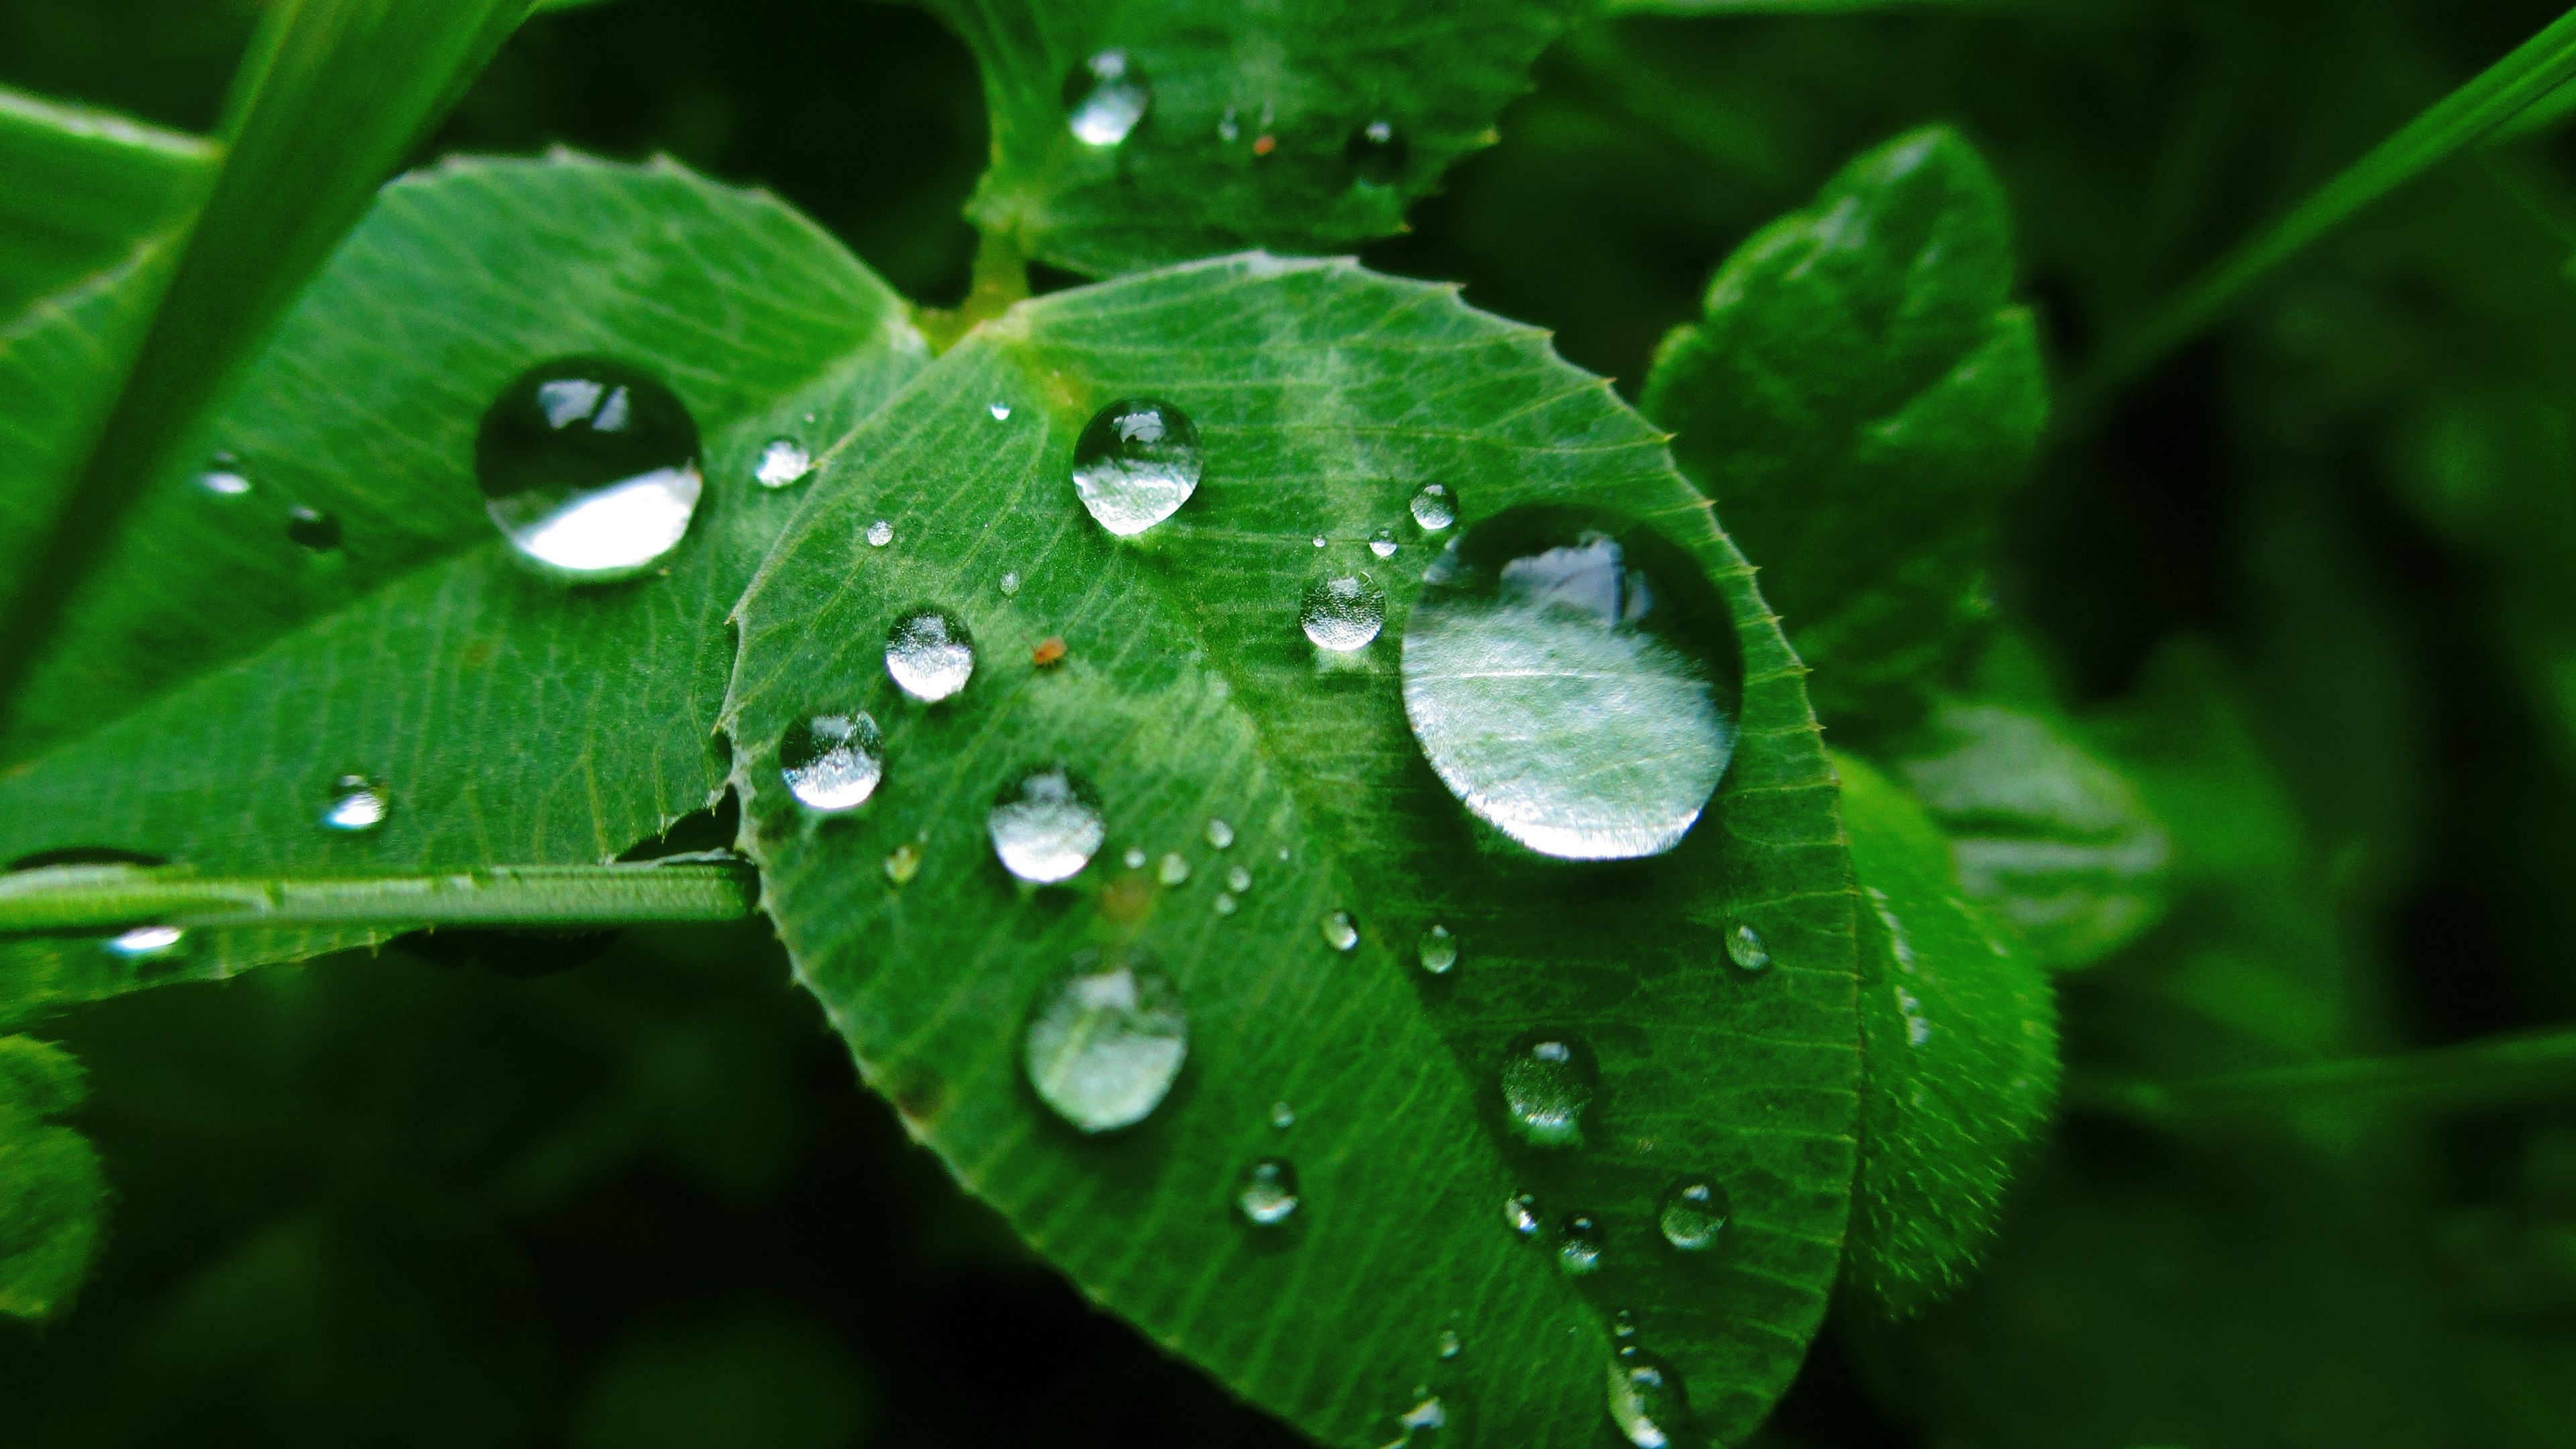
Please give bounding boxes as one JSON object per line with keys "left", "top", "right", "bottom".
{"left": 723, "top": 254, "right": 1861, "bottom": 1448}
{"left": 0, "top": 86, "right": 214, "bottom": 319}
{"left": 1641, "top": 126, "right": 2047, "bottom": 735}
{"left": 0, "top": 1034, "right": 106, "bottom": 1320}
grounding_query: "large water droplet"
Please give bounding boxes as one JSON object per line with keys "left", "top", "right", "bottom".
{"left": 105, "top": 924, "right": 185, "bottom": 960}
{"left": 885, "top": 608, "right": 976, "bottom": 702}
{"left": 1236, "top": 1157, "right": 1301, "bottom": 1226}
{"left": 1301, "top": 572, "right": 1387, "bottom": 651}
{"left": 476, "top": 358, "right": 703, "bottom": 582}
{"left": 1417, "top": 922, "right": 1458, "bottom": 975}
{"left": 1064, "top": 48, "right": 1150, "bottom": 147}
{"left": 1320, "top": 909, "right": 1360, "bottom": 953}
{"left": 1725, "top": 922, "right": 1771, "bottom": 972}
{"left": 1658, "top": 1179, "right": 1727, "bottom": 1252}
{"left": 1347, "top": 118, "right": 1407, "bottom": 184}
{"left": 285, "top": 504, "right": 340, "bottom": 551}
{"left": 988, "top": 765, "right": 1106, "bottom": 883}
{"left": 1558, "top": 1214, "right": 1604, "bottom": 1276}
{"left": 1500, "top": 1030, "right": 1596, "bottom": 1148}
{"left": 1401, "top": 507, "right": 1741, "bottom": 860}
{"left": 1606, "top": 1347, "right": 1690, "bottom": 1449}
{"left": 1409, "top": 482, "right": 1456, "bottom": 532}
{"left": 755, "top": 437, "right": 813, "bottom": 488}
{"left": 321, "top": 773, "right": 388, "bottom": 833}
{"left": 1024, "top": 952, "right": 1187, "bottom": 1132}
{"left": 780, "top": 712, "right": 885, "bottom": 812}
{"left": 1504, "top": 1191, "right": 1544, "bottom": 1239}
{"left": 1071, "top": 398, "right": 1202, "bottom": 536}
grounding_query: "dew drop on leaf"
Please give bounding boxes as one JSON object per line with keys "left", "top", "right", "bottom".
{"left": 1391, "top": 1394, "right": 1446, "bottom": 1444}
{"left": 987, "top": 765, "right": 1106, "bottom": 883}
{"left": 1401, "top": 507, "right": 1741, "bottom": 860}
{"left": 885, "top": 608, "right": 975, "bottom": 702}
{"left": 1371, "top": 527, "right": 1400, "bottom": 559}
{"left": 1000, "top": 570, "right": 1021, "bottom": 596}
{"left": 865, "top": 519, "right": 894, "bottom": 548}
{"left": 1214, "top": 892, "right": 1238, "bottom": 916}
{"left": 754, "top": 437, "right": 813, "bottom": 488}
{"left": 1157, "top": 851, "right": 1190, "bottom": 885}
{"left": 1558, "top": 1213, "right": 1605, "bottom": 1276}
{"left": 1320, "top": 908, "right": 1360, "bottom": 953}
{"left": 195, "top": 459, "right": 252, "bottom": 496}
{"left": 1225, "top": 864, "right": 1251, "bottom": 893}
{"left": 1606, "top": 1346, "right": 1690, "bottom": 1449}
{"left": 883, "top": 842, "right": 922, "bottom": 885}
{"left": 1064, "top": 48, "right": 1150, "bottom": 147}
{"left": 1071, "top": 397, "right": 1201, "bottom": 536}
{"left": 1123, "top": 847, "right": 1148, "bottom": 871}
{"left": 1204, "top": 817, "right": 1234, "bottom": 849}
{"left": 1301, "top": 572, "right": 1387, "bottom": 651}
{"left": 1658, "top": 1179, "right": 1727, "bottom": 1252}
{"left": 780, "top": 712, "right": 885, "bottom": 812}
{"left": 1504, "top": 1191, "right": 1543, "bottom": 1239}
{"left": 988, "top": 400, "right": 1012, "bottom": 421}
{"left": 1408, "top": 482, "right": 1456, "bottom": 532}
{"left": 1347, "top": 117, "right": 1407, "bottom": 184}
{"left": 1417, "top": 922, "right": 1458, "bottom": 975}
{"left": 1725, "top": 922, "right": 1770, "bottom": 972}
{"left": 1500, "top": 1030, "right": 1596, "bottom": 1148}
{"left": 1270, "top": 1099, "right": 1296, "bottom": 1130}
{"left": 105, "top": 924, "right": 185, "bottom": 960}
{"left": 476, "top": 358, "right": 703, "bottom": 582}
{"left": 1236, "top": 1157, "right": 1301, "bottom": 1226}
{"left": 1023, "top": 952, "right": 1187, "bottom": 1132}
{"left": 1438, "top": 1329, "right": 1462, "bottom": 1360}
{"left": 320, "top": 773, "right": 388, "bottom": 833}
{"left": 285, "top": 504, "right": 341, "bottom": 551}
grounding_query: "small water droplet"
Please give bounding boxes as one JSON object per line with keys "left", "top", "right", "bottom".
{"left": 1270, "top": 1099, "right": 1296, "bottom": 1130}
{"left": 1348, "top": 118, "right": 1407, "bottom": 184}
{"left": 755, "top": 437, "right": 813, "bottom": 488}
{"left": 1558, "top": 1214, "right": 1604, "bottom": 1276}
{"left": 1301, "top": 572, "right": 1387, "bottom": 651}
{"left": 320, "top": 773, "right": 388, "bottom": 833}
{"left": 1064, "top": 48, "right": 1150, "bottom": 147}
{"left": 1236, "top": 1157, "right": 1301, "bottom": 1226}
{"left": 1311, "top": 534, "right": 1328, "bottom": 549}
{"left": 1122, "top": 847, "right": 1148, "bottom": 871}
{"left": 1438, "top": 1329, "right": 1462, "bottom": 1360}
{"left": 1370, "top": 527, "right": 1399, "bottom": 559}
{"left": 1218, "top": 107, "right": 1240, "bottom": 142}
{"left": 988, "top": 400, "right": 1012, "bottom": 421}
{"left": 1607, "top": 1346, "right": 1690, "bottom": 1449}
{"left": 105, "top": 924, "right": 185, "bottom": 960}
{"left": 1505, "top": 1191, "right": 1544, "bottom": 1239}
{"left": 883, "top": 842, "right": 922, "bottom": 884}
{"left": 885, "top": 608, "right": 975, "bottom": 702}
{"left": 1205, "top": 817, "right": 1235, "bottom": 849}
{"left": 1409, "top": 483, "right": 1456, "bottom": 531}
{"left": 988, "top": 765, "right": 1106, "bottom": 883}
{"left": 196, "top": 461, "right": 252, "bottom": 496}
{"left": 1726, "top": 922, "right": 1771, "bottom": 972}
{"left": 1416, "top": 922, "right": 1457, "bottom": 975}
{"left": 780, "top": 712, "right": 885, "bottom": 812}
{"left": 866, "top": 519, "right": 894, "bottom": 547}
{"left": 1000, "top": 570, "right": 1022, "bottom": 596}
{"left": 1611, "top": 1309, "right": 1639, "bottom": 1341}
{"left": 1401, "top": 508, "right": 1741, "bottom": 860}
{"left": 1320, "top": 909, "right": 1359, "bottom": 953}
{"left": 1214, "top": 892, "right": 1239, "bottom": 916}
{"left": 1071, "top": 398, "right": 1201, "bottom": 536}
{"left": 1501, "top": 1031, "right": 1596, "bottom": 1148}
{"left": 1658, "top": 1179, "right": 1728, "bottom": 1252}
{"left": 477, "top": 358, "right": 702, "bottom": 582}
{"left": 285, "top": 504, "right": 340, "bottom": 551}
{"left": 1024, "top": 952, "right": 1187, "bottom": 1132}
{"left": 1157, "top": 851, "right": 1190, "bottom": 885}
{"left": 1392, "top": 1394, "right": 1446, "bottom": 1444}
{"left": 1225, "top": 864, "right": 1251, "bottom": 892}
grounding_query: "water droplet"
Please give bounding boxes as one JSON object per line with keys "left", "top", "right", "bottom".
{"left": 196, "top": 461, "right": 252, "bottom": 496}
{"left": 1122, "top": 847, "right": 1148, "bottom": 871}
{"left": 1064, "top": 48, "right": 1150, "bottom": 147}
{"left": 988, "top": 765, "right": 1106, "bottom": 883}
{"left": 1401, "top": 507, "right": 1741, "bottom": 860}
{"left": 285, "top": 504, "right": 340, "bottom": 551}
{"left": 1301, "top": 572, "right": 1387, "bottom": 651}
{"left": 320, "top": 773, "right": 388, "bottom": 833}
{"left": 1416, "top": 922, "right": 1458, "bottom": 975}
{"left": 1024, "top": 952, "right": 1187, "bottom": 1132}
{"left": 1214, "top": 892, "right": 1239, "bottom": 916}
{"left": 883, "top": 842, "right": 922, "bottom": 884}
{"left": 1370, "top": 527, "right": 1400, "bottom": 559}
{"left": 1311, "top": 534, "right": 1328, "bottom": 549}
{"left": 755, "top": 437, "right": 813, "bottom": 488}
{"left": 1504, "top": 1191, "right": 1544, "bottom": 1239}
{"left": 780, "top": 712, "right": 885, "bottom": 812}
{"left": 1347, "top": 118, "right": 1407, "bottom": 184}
{"left": 1558, "top": 1214, "right": 1605, "bottom": 1276}
{"left": 988, "top": 400, "right": 1012, "bottom": 421}
{"left": 1270, "top": 1099, "right": 1296, "bottom": 1130}
{"left": 105, "top": 924, "right": 184, "bottom": 960}
{"left": 1606, "top": 1346, "right": 1690, "bottom": 1449}
{"left": 1408, "top": 483, "right": 1456, "bottom": 531}
{"left": 1438, "top": 1330, "right": 1462, "bottom": 1360}
{"left": 885, "top": 608, "right": 975, "bottom": 702}
{"left": 1157, "top": 851, "right": 1190, "bottom": 885}
{"left": 1500, "top": 1031, "right": 1596, "bottom": 1148}
{"left": 1000, "top": 570, "right": 1022, "bottom": 596}
{"left": 1393, "top": 1395, "right": 1446, "bottom": 1444}
{"left": 1725, "top": 922, "right": 1770, "bottom": 972}
{"left": 1236, "top": 1157, "right": 1301, "bottom": 1226}
{"left": 1071, "top": 398, "right": 1201, "bottom": 536}
{"left": 1611, "top": 1309, "right": 1638, "bottom": 1342}
{"left": 1658, "top": 1179, "right": 1727, "bottom": 1252}
{"left": 477, "top": 358, "right": 703, "bottom": 582}
{"left": 1218, "top": 107, "right": 1241, "bottom": 143}
{"left": 1205, "top": 817, "right": 1235, "bottom": 849}
{"left": 1320, "top": 909, "right": 1359, "bottom": 953}
{"left": 865, "top": 519, "right": 894, "bottom": 548}
{"left": 1225, "top": 865, "right": 1251, "bottom": 893}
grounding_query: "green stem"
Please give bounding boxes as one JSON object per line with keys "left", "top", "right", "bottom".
{"left": 0, "top": 860, "right": 759, "bottom": 934}
{"left": 2076, "top": 1026, "right": 2576, "bottom": 1122}
{"left": 2067, "top": 5, "right": 2576, "bottom": 421}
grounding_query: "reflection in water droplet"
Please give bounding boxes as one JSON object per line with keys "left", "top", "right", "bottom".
{"left": 1225, "top": 865, "right": 1251, "bottom": 893}
{"left": 1024, "top": 953, "right": 1187, "bottom": 1132}
{"left": 988, "top": 765, "right": 1106, "bottom": 883}
{"left": 883, "top": 842, "right": 922, "bottom": 884}
{"left": 477, "top": 358, "right": 703, "bottom": 582}
{"left": 1205, "top": 817, "right": 1235, "bottom": 849}
{"left": 1270, "top": 1099, "right": 1296, "bottom": 1130}
{"left": 988, "top": 401, "right": 1012, "bottom": 421}
{"left": 1000, "top": 570, "right": 1022, "bottom": 596}
{"left": 105, "top": 924, "right": 185, "bottom": 960}
{"left": 1401, "top": 507, "right": 1741, "bottom": 860}
{"left": 865, "top": 519, "right": 894, "bottom": 548}
{"left": 1064, "top": 48, "right": 1150, "bottom": 147}
{"left": 780, "top": 712, "right": 885, "bottom": 812}
{"left": 1505, "top": 1191, "right": 1544, "bottom": 1239}
{"left": 1558, "top": 1214, "right": 1604, "bottom": 1276}
{"left": 1417, "top": 922, "right": 1458, "bottom": 975}
{"left": 1658, "top": 1179, "right": 1727, "bottom": 1252}
{"left": 1302, "top": 572, "right": 1387, "bottom": 651}
{"left": 1409, "top": 483, "right": 1456, "bottom": 532}
{"left": 1438, "top": 1329, "right": 1462, "bottom": 1360}
{"left": 286, "top": 504, "right": 340, "bottom": 551}
{"left": 1607, "top": 1346, "right": 1690, "bottom": 1449}
{"left": 755, "top": 437, "right": 813, "bottom": 488}
{"left": 1320, "top": 909, "right": 1359, "bottom": 953}
{"left": 321, "top": 774, "right": 388, "bottom": 833}
{"left": 1347, "top": 118, "right": 1407, "bottom": 183}
{"left": 1726, "top": 922, "right": 1771, "bottom": 972}
{"left": 1071, "top": 398, "right": 1201, "bottom": 536}
{"left": 1501, "top": 1031, "right": 1596, "bottom": 1148}
{"left": 1236, "top": 1157, "right": 1301, "bottom": 1226}
{"left": 197, "top": 462, "right": 252, "bottom": 496}
{"left": 885, "top": 608, "right": 975, "bottom": 702}
{"left": 1371, "top": 527, "right": 1400, "bottom": 559}
{"left": 1157, "top": 851, "right": 1190, "bottom": 885}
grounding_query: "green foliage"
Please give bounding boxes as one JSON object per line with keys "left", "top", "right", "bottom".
{"left": 0, "top": 1035, "right": 105, "bottom": 1320}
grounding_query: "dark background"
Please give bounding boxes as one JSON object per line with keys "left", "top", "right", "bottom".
{"left": 7, "top": 0, "right": 2576, "bottom": 1444}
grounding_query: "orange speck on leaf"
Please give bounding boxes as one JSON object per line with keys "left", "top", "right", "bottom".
{"left": 1252, "top": 134, "right": 1276, "bottom": 157}
{"left": 1032, "top": 636, "right": 1068, "bottom": 667}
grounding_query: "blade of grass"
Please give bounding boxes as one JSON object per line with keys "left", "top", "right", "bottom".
{"left": 0, "top": 861, "right": 758, "bottom": 934}
{"left": 0, "top": 87, "right": 217, "bottom": 319}
{"left": 2076, "top": 1026, "right": 2576, "bottom": 1120}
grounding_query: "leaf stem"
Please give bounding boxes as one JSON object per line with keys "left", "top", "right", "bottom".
{"left": 0, "top": 860, "right": 759, "bottom": 934}
{"left": 2074, "top": 1026, "right": 2576, "bottom": 1122}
